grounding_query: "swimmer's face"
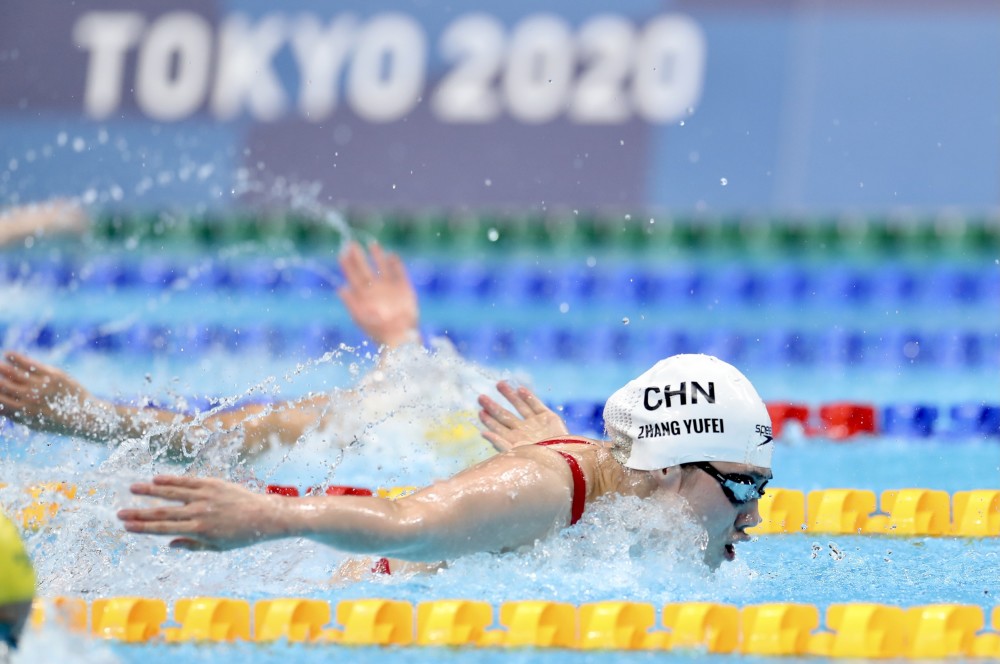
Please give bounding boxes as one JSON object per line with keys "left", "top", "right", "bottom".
{"left": 667, "top": 461, "right": 770, "bottom": 569}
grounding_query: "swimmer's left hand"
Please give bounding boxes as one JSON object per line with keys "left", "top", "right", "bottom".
{"left": 118, "top": 476, "right": 288, "bottom": 552}
{"left": 478, "top": 381, "right": 569, "bottom": 452}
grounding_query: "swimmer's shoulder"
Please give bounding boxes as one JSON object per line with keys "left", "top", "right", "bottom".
{"left": 508, "top": 437, "right": 618, "bottom": 488}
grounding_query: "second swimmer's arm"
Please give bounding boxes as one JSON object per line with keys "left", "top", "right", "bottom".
{"left": 0, "top": 351, "right": 336, "bottom": 456}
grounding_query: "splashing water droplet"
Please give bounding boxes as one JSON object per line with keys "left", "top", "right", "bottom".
{"left": 487, "top": 228, "right": 499, "bottom": 242}
{"left": 720, "top": 177, "right": 728, "bottom": 186}
{"left": 622, "top": 317, "right": 630, "bottom": 325}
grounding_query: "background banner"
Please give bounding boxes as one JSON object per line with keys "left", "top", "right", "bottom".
{"left": 1, "top": 0, "right": 997, "bottom": 213}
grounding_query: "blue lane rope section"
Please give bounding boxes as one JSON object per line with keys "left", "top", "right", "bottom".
{"left": 2, "top": 258, "right": 998, "bottom": 306}
{"left": 3, "top": 321, "right": 997, "bottom": 369}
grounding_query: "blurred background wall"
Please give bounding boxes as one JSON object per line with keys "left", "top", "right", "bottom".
{"left": 1, "top": 0, "right": 997, "bottom": 215}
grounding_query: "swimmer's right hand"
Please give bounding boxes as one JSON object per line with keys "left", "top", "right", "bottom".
{"left": 477, "top": 381, "right": 569, "bottom": 452}
{"left": 119, "top": 476, "right": 287, "bottom": 552}
{"left": 0, "top": 351, "right": 101, "bottom": 437}
{"left": 337, "top": 241, "right": 420, "bottom": 349}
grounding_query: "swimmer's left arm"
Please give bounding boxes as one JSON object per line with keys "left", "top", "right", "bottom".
{"left": 119, "top": 447, "right": 576, "bottom": 560}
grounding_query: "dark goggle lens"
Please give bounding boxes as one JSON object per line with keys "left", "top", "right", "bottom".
{"left": 722, "top": 476, "right": 767, "bottom": 504}
{"left": 689, "top": 462, "right": 768, "bottom": 505}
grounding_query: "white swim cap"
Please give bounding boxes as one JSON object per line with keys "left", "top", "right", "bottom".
{"left": 604, "top": 354, "right": 773, "bottom": 470}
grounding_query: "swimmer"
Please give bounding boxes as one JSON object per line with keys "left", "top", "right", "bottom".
{"left": 118, "top": 354, "right": 773, "bottom": 570}
{"left": 0, "top": 511, "right": 35, "bottom": 653}
{"left": 0, "top": 241, "right": 425, "bottom": 458}
{"left": 0, "top": 199, "right": 88, "bottom": 247}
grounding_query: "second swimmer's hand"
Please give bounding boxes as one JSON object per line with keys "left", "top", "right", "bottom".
{"left": 337, "top": 241, "right": 420, "bottom": 349}
{"left": 0, "top": 351, "right": 104, "bottom": 437}
{"left": 478, "top": 381, "right": 570, "bottom": 452}
{"left": 118, "top": 476, "right": 288, "bottom": 552}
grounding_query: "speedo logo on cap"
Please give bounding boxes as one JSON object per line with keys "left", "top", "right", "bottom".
{"left": 643, "top": 381, "right": 715, "bottom": 410}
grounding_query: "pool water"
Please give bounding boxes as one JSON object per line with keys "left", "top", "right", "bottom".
{"left": 1, "top": 231, "right": 998, "bottom": 663}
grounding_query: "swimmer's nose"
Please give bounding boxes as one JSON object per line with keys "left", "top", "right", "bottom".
{"left": 738, "top": 499, "right": 762, "bottom": 528}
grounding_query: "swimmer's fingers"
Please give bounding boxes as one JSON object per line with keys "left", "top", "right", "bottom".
{"left": 368, "top": 241, "right": 390, "bottom": 276}
{"left": 339, "top": 241, "right": 374, "bottom": 288}
{"left": 0, "top": 366, "right": 28, "bottom": 389}
{"left": 1, "top": 356, "right": 49, "bottom": 387}
{"left": 169, "top": 538, "right": 218, "bottom": 552}
{"left": 515, "top": 385, "right": 554, "bottom": 416}
{"left": 379, "top": 247, "right": 410, "bottom": 286}
{"left": 477, "top": 394, "right": 521, "bottom": 429}
{"left": 494, "top": 382, "right": 554, "bottom": 420}
{"left": 128, "top": 482, "right": 202, "bottom": 503}
{"left": 4, "top": 351, "right": 34, "bottom": 369}
{"left": 481, "top": 430, "right": 514, "bottom": 454}
{"left": 0, "top": 376, "right": 27, "bottom": 403}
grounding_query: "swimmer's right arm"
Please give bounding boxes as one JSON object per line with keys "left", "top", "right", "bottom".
{"left": 338, "top": 241, "right": 420, "bottom": 350}
{"left": 119, "top": 445, "right": 578, "bottom": 561}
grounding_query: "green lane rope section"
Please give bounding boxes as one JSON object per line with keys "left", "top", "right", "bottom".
{"left": 88, "top": 212, "right": 1000, "bottom": 258}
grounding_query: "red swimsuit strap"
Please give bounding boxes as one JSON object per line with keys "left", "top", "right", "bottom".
{"left": 536, "top": 439, "right": 589, "bottom": 525}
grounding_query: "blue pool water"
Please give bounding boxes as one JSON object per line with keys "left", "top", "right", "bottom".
{"left": 1, "top": 239, "right": 998, "bottom": 663}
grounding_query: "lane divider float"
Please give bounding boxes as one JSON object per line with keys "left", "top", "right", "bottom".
{"left": 26, "top": 596, "right": 1000, "bottom": 657}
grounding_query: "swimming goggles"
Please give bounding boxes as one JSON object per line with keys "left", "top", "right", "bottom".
{"left": 686, "top": 461, "right": 768, "bottom": 505}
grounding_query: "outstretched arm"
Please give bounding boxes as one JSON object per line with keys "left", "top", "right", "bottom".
{"left": 478, "top": 381, "right": 569, "bottom": 452}
{"left": 0, "top": 351, "right": 338, "bottom": 456}
{"left": 118, "top": 444, "right": 578, "bottom": 561}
